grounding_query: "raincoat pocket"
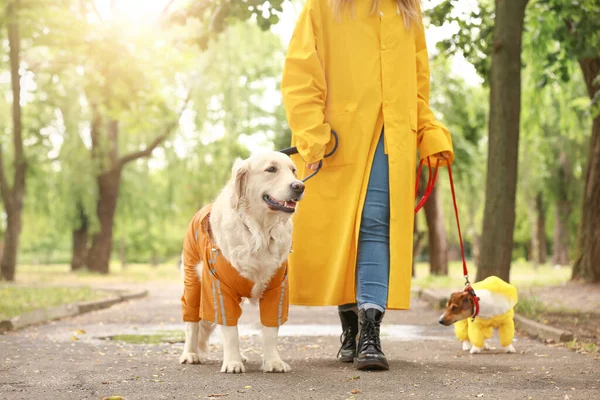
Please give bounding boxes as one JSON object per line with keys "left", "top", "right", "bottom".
{"left": 324, "top": 103, "right": 360, "bottom": 167}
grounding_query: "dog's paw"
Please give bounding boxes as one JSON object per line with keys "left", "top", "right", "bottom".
{"left": 469, "top": 346, "right": 483, "bottom": 354}
{"left": 461, "top": 341, "right": 472, "bottom": 351}
{"left": 221, "top": 360, "right": 245, "bottom": 374}
{"left": 503, "top": 344, "right": 516, "bottom": 354}
{"left": 179, "top": 352, "right": 201, "bottom": 364}
{"left": 261, "top": 358, "right": 291, "bottom": 373}
{"left": 484, "top": 340, "right": 494, "bottom": 350}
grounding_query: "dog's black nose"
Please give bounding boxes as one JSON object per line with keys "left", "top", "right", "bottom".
{"left": 291, "top": 181, "right": 305, "bottom": 194}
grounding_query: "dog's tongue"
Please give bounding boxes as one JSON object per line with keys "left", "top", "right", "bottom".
{"left": 285, "top": 201, "right": 296, "bottom": 208}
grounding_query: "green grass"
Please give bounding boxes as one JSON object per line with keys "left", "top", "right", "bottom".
{"left": 0, "top": 285, "right": 108, "bottom": 320}
{"left": 10, "top": 260, "right": 570, "bottom": 290}
{"left": 10, "top": 261, "right": 180, "bottom": 286}
{"left": 514, "top": 295, "right": 548, "bottom": 319}
{"left": 412, "top": 261, "right": 571, "bottom": 290}
{"left": 567, "top": 338, "right": 599, "bottom": 354}
{"left": 105, "top": 331, "right": 185, "bottom": 344}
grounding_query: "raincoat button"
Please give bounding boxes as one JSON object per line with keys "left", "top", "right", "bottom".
{"left": 379, "top": 11, "right": 384, "bottom": 17}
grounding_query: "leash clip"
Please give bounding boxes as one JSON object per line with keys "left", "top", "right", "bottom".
{"left": 464, "top": 283, "right": 480, "bottom": 322}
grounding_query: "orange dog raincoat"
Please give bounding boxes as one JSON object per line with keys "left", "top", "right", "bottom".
{"left": 180, "top": 205, "right": 289, "bottom": 327}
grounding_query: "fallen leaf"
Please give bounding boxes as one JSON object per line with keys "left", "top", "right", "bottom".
{"left": 347, "top": 376, "right": 361, "bottom": 381}
{"left": 351, "top": 389, "right": 361, "bottom": 394}
{"left": 101, "top": 397, "right": 125, "bottom": 400}
{"left": 71, "top": 336, "right": 78, "bottom": 341}
{"left": 207, "top": 395, "right": 229, "bottom": 398}
{"left": 476, "top": 394, "right": 484, "bottom": 398}
{"left": 75, "top": 329, "right": 86, "bottom": 335}
{"left": 244, "top": 386, "right": 252, "bottom": 389}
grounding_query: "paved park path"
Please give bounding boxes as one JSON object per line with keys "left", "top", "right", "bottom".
{"left": 1, "top": 282, "right": 598, "bottom": 400}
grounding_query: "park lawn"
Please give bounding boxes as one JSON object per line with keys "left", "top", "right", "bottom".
{"left": 10, "top": 261, "right": 180, "bottom": 286}
{"left": 12, "top": 260, "right": 571, "bottom": 289}
{"left": 412, "top": 261, "right": 572, "bottom": 290}
{"left": 0, "top": 285, "right": 109, "bottom": 320}
{"left": 516, "top": 295, "right": 600, "bottom": 355}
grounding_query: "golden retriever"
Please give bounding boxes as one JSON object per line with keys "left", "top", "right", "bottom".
{"left": 179, "top": 151, "right": 304, "bottom": 373}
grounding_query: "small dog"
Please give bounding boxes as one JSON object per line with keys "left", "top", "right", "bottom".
{"left": 179, "top": 151, "right": 304, "bottom": 373}
{"left": 438, "top": 276, "right": 519, "bottom": 354}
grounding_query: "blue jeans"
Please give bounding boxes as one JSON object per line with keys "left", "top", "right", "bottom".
{"left": 340, "top": 133, "right": 390, "bottom": 313}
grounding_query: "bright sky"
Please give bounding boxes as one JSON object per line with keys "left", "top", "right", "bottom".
{"left": 94, "top": 0, "right": 168, "bottom": 24}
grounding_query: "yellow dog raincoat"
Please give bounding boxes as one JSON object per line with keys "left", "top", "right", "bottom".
{"left": 454, "top": 276, "right": 519, "bottom": 348}
{"left": 180, "top": 205, "right": 289, "bottom": 327}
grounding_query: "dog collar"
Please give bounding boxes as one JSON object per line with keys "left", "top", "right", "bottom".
{"left": 464, "top": 285, "right": 480, "bottom": 321}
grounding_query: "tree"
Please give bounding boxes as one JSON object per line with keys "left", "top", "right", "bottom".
{"left": 476, "top": 0, "right": 530, "bottom": 282}
{"left": 429, "top": 0, "right": 530, "bottom": 282}
{"left": 423, "top": 186, "right": 448, "bottom": 275}
{"left": 527, "top": 0, "right": 600, "bottom": 281}
{"left": 0, "top": 0, "right": 26, "bottom": 281}
{"left": 427, "top": 53, "right": 488, "bottom": 273}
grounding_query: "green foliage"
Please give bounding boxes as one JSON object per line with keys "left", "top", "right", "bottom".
{"left": 167, "top": 0, "right": 286, "bottom": 49}
{"left": 530, "top": 0, "right": 600, "bottom": 75}
{"left": 0, "top": 0, "right": 288, "bottom": 265}
{"left": 429, "top": 55, "right": 488, "bottom": 248}
{"left": 427, "top": 0, "right": 494, "bottom": 82}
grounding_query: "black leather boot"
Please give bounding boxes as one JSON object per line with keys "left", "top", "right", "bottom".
{"left": 354, "top": 308, "right": 389, "bottom": 370}
{"left": 337, "top": 309, "right": 358, "bottom": 363}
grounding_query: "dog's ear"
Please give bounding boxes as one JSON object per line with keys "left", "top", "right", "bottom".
{"left": 462, "top": 294, "right": 473, "bottom": 310}
{"left": 230, "top": 158, "right": 249, "bottom": 209}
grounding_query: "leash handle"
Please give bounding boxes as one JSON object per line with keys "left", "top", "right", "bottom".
{"left": 279, "top": 130, "right": 339, "bottom": 183}
{"left": 414, "top": 158, "right": 439, "bottom": 214}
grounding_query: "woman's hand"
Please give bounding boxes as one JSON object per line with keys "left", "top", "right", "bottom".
{"left": 306, "top": 162, "right": 320, "bottom": 171}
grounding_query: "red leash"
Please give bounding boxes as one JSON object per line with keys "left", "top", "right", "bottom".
{"left": 414, "top": 158, "right": 480, "bottom": 320}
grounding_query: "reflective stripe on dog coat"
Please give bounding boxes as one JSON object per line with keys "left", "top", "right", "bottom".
{"left": 180, "top": 205, "right": 289, "bottom": 327}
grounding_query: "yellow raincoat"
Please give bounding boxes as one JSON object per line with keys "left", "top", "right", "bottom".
{"left": 454, "top": 276, "right": 519, "bottom": 348}
{"left": 281, "top": 0, "right": 454, "bottom": 309}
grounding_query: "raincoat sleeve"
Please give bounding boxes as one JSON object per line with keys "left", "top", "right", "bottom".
{"left": 414, "top": 11, "right": 454, "bottom": 167}
{"left": 281, "top": 0, "right": 330, "bottom": 165}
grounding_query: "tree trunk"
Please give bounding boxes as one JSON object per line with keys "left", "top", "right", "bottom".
{"left": 552, "top": 201, "right": 570, "bottom": 266}
{"left": 151, "top": 249, "right": 159, "bottom": 267}
{"left": 552, "top": 150, "right": 571, "bottom": 266}
{"left": 424, "top": 185, "right": 448, "bottom": 275}
{"left": 119, "top": 237, "right": 127, "bottom": 269}
{"left": 0, "top": 0, "right": 26, "bottom": 282}
{"left": 535, "top": 192, "right": 547, "bottom": 264}
{"left": 87, "top": 169, "right": 121, "bottom": 274}
{"left": 529, "top": 199, "right": 539, "bottom": 265}
{"left": 573, "top": 56, "right": 600, "bottom": 282}
{"left": 476, "top": 0, "right": 529, "bottom": 283}
{"left": 530, "top": 192, "right": 547, "bottom": 266}
{"left": 71, "top": 204, "right": 89, "bottom": 271}
{"left": 413, "top": 213, "right": 425, "bottom": 277}
{"left": 1, "top": 212, "right": 22, "bottom": 281}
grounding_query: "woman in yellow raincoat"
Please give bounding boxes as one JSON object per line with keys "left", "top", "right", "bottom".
{"left": 281, "top": 0, "right": 454, "bottom": 370}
